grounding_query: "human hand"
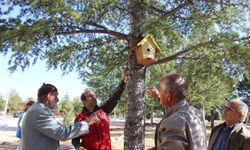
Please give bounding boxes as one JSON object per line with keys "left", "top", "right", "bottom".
{"left": 145, "top": 87, "right": 160, "bottom": 101}
{"left": 88, "top": 112, "right": 101, "bottom": 125}
{"left": 77, "top": 146, "right": 88, "bottom": 150}
{"left": 122, "top": 67, "right": 129, "bottom": 83}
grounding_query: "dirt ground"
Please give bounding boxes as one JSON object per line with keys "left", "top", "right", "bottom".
{"left": 1, "top": 119, "right": 249, "bottom": 149}
{"left": 1, "top": 117, "right": 228, "bottom": 150}
{"left": 0, "top": 125, "right": 155, "bottom": 150}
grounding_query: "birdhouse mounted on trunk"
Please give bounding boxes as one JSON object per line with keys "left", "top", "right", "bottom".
{"left": 133, "top": 35, "right": 161, "bottom": 66}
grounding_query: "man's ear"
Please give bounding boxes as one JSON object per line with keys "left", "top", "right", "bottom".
{"left": 43, "top": 95, "right": 50, "bottom": 107}
{"left": 47, "top": 93, "right": 52, "bottom": 100}
{"left": 237, "top": 112, "right": 243, "bottom": 121}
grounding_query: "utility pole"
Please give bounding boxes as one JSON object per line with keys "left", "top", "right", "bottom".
{"left": 3, "top": 91, "right": 9, "bottom": 117}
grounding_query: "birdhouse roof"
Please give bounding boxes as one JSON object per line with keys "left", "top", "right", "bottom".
{"left": 136, "top": 35, "right": 161, "bottom": 52}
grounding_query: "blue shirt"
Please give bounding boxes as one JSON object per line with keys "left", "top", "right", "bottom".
{"left": 212, "top": 124, "right": 234, "bottom": 150}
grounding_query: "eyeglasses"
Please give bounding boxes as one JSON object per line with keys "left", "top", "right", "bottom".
{"left": 224, "top": 105, "right": 235, "bottom": 111}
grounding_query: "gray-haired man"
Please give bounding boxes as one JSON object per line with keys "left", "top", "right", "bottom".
{"left": 208, "top": 99, "right": 250, "bottom": 150}
{"left": 146, "top": 73, "right": 207, "bottom": 150}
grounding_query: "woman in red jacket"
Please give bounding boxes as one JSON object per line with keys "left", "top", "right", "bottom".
{"left": 72, "top": 69, "right": 128, "bottom": 150}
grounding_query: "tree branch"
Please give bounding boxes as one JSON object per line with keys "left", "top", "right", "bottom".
{"left": 45, "top": 18, "right": 129, "bottom": 40}
{"left": 149, "top": 0, "right": 193, "bottom": 19}
{"left": 83, "top": 21, "right": 109, "bottom": 30}
{"left": 177, "top": 56, "right": 211, "bottom": 60}
{"left": 239, "top": 36, "right": 250, "bottom": 41}
{"left": 176, "top": 56, "right": 224, "bottom": 63}
{"left": 148, "top": 39, "right": 216, "bottom": 66}
{"left": 81, "top": 38, "right": 117, "bottom": 51}
{"left": 55, "top": 28, "right": 128, "bottom": 40}
{"left": 148, "top": 35, "right": 250, "bottom": 66}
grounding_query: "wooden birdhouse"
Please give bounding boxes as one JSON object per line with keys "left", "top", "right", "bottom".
{"left": 133, "top": 35, "right": 161, "bottom": 66}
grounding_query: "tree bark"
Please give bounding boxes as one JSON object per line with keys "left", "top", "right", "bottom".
{"left": 124, "top": 44, "right": 146, "bottom": 150}
{"left": 124, "top": 1, "right": 146, "bottom": 150}
{"left": 210, "top": 109, "right": 214, "bottom": 129}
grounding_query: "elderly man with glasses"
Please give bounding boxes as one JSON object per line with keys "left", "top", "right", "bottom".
{"left": 208, "top": 99, "right": 250, "bottom": 150}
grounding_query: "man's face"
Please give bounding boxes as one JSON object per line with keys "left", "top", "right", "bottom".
{"left": 159, "top": 81, "right": 171, "bottom": 108}
{"left": 83, "top": 91, "right": 97, "bottom": 108}
{"left": 222, "top": 102, "right": 242, "bottom": 124}
{"left": 47, "top": 91, "right": 59, "bottom": 110}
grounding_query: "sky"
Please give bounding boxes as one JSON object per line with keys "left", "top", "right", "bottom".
{"left": 0, "top": 54, "right": 86, "bottom": 101}
{"left": 0, "top": 6, "right": 86, "bottom": 101}
{"left": 0, "top": 6, "right": 87, "bottom": 101}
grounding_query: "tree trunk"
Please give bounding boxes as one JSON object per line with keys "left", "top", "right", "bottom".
{"left": 124, "top": 45, "right": 146, "bottom": 150}
{"left": 150, "top": 113, "right": 154, "bottom": 125}
{"left": 210, "top": 109, "right": 214, "bottom": 129}
{"left": 124, "top": 1, "right": 146, "bottom": 150}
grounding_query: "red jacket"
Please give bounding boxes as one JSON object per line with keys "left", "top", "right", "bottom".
{"left": 75, "top": 109, "right": 111, "bottom": 150}
{"left": 72, "top": 80, "right": 126, "bottom": 150}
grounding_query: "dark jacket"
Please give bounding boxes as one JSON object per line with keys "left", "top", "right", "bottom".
{"left": 208, "top": 122, "right": 250, "bottom": 150}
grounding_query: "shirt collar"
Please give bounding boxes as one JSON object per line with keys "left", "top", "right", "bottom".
{"left": 222, "top": 122, "right": 236, "bottom": 131}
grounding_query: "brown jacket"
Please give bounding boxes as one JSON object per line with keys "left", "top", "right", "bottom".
{"left": 155, "top": 100, "right": 207, "bottom": 150}
{"left": 208, "top": 122, "right": 250, "bottom": 150}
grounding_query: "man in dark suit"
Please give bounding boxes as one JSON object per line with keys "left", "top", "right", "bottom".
{"left": 208, "top": 99, "right": 250, "bottom": 150}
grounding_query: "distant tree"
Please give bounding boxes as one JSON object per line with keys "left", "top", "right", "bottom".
{"left": 62, "top": 93, "right": 70, "bottom": 101}
{"left": 0, "top": 94, "right": 5, "bottom": 110}
{"left": 7, "top": 89, "right": 22, "bottom": 113}
{"left": 0, "top": 100, "right": 4, "bottom": 111}
{"left": 145, "top": 65, "right": 165, "bottom": 121}
{"left": 178, "top": 58, "right": 233, "bottom": 111}
{"left": 72, "top": 96, "right": 82, "bottom": 114}
{"left": 113, "top": 92, "right": 128, "bottom": 118}
{"left": 59, "top": 94, "right": 74, "bottom": 125}
{"left": 86, "top": 68, "right": 122, "bottom": 102}
{"left": 86, "top": 67, "right": 128, "bottom": 114}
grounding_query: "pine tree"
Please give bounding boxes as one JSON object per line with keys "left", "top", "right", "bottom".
{"left": 1, "top": 1, "right": 250, "bottom": 149}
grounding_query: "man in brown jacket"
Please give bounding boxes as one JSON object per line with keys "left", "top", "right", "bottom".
{"left": 208, "top": 99, "right": 250, "bottom": 150}
{"left": 146, "top": 73, "right": 207, "bottom": 150}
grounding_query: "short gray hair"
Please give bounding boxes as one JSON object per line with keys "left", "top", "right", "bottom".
{"left": 161, "top": 73, "right": 187, "bottom": 101}
{"left": 230, "top": 99, "right": 249, "bottom": 122}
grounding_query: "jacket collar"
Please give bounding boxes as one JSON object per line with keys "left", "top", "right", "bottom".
{"left": 208, "top": 122, "right": 243, "bottom": 150}
{"left": 165, "top": 100, "right": 188, "bottom": 117}
{"left": 37, "top": 101, "right": 54, "bottom": 116}
{"left": 82, "top": 106, "right": 99, "bottom": 115}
